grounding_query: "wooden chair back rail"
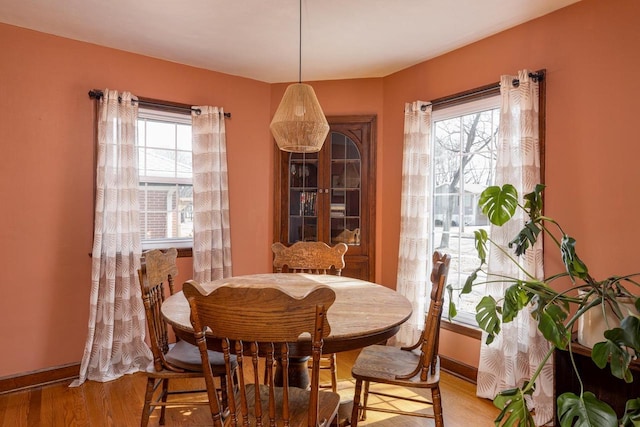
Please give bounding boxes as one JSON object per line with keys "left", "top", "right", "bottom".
{"left": 428, "top": 255, "right": 448, "bottom": 372}
{"left": 184, "top": 281, "right": 339, "bottom": 427}
{"left": 142, "top": 250, "right": 178, "bottom": 294}
{"left": 138, "top": 248, "right": 180, "bottom": 372}
{"left": 395, "top": 253, "right": 449, "bottom": 381}
{"left": 272, "top": 241, "right": 348, "bottom": 275}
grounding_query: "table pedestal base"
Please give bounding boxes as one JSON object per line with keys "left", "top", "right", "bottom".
{"left": 274, "top": 356, "right": 310, "bottom": 389}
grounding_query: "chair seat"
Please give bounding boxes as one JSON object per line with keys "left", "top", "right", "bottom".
{"left": 231, "top": 384, "right": 340, "bottom": 426}
{"left": 161, "top": 340, "right": 236, "bottom": 373}
{"left": 351, "top": 345, "right": 440, "bottom": 387}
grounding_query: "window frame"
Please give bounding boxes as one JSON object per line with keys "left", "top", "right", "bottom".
{"left": 137, "top": 107, "right": 194, "bottom": 252}
{"left": 430, "top": 71, "right": 546, "bottom": 335}
{"left": 430, "top": 93, "right": 501, "bottom": 329}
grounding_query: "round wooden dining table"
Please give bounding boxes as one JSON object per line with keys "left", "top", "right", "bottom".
{"left": 161, "top": 273, "right": 412, "bottom": 387}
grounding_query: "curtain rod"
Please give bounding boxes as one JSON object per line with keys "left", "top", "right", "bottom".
{"left": 88, "top": 90, "right": 231, "bottom": 118}
{"left": 422, "top": 70, "right": 545, "bottom": 111}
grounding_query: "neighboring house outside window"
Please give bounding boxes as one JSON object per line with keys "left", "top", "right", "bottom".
{"left": 431, "top": 95, "right": 500, "bottom": 327}
{"left": 137, "top": 108, "right": 193, "bottom": 249}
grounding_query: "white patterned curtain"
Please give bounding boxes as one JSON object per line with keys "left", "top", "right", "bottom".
{"left": 395, "top": 102, "right": 433, "bottom": 346}
{"left": 191, "top": 106, "right": 232, "bottom": 282}
{"left": 72, "top": 89, "right": 152, "bottom": 386}
{"left": 476, "top": 71, "right": 551, "bottom": 425}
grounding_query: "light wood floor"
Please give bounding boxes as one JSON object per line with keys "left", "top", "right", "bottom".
{"left": 0, "top": 350, "right": 499, "bottom": 426}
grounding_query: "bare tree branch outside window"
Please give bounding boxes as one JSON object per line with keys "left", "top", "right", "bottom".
{"left": 432, "top": 107, "right": 499, "bottom": 325}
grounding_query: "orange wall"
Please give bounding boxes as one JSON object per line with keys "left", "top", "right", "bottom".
{"left": 2, "top": 0, "right": 639, "bottom": 378}
{"left": 0, "top": 23, "right": 274, "bottom": 377}
{"left": 381, "top": 0, "right": 640, "bottom": 367}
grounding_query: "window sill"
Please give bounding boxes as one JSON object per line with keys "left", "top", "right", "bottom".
{"left": 440, "top": 319, "right": 482, "bottom": 340}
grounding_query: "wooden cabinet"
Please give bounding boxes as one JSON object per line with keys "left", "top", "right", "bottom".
{"left": 554, "top": 341, "right": 640, "bottom": 421}
{"left": 273, "top": 115, "right": 376, "bottom": 281}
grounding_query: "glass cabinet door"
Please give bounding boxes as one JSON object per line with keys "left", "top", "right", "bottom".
{"left": 330, "top": 132, "right": 361, "bottom": 246}
{"left": 276, "top": 115, "right": 375, "bottom": 281}
{"left": 287, "top": 152, "right": 318, "bottom": 243}
{"left": 286, "top": 133, "right": 362, "bottom": 246}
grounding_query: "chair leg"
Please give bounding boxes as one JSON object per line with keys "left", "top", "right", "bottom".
{"left": 207, "top": 377, "right": 225, "bottom": 425}
{"left": 433, "top": 385, "right": 444, "bottom": 427}
{"left": 159, "top": 378, "right": 169, "bottom": 425}
{"left": 361, "top": 381, "right": 370, "bottom": 421}
{"left": 141, "top": 377, "right": 155, "bottom": 427}
{"left": 329, "top": 353, "right": 338, "bottom": 393}
{"left": 350, "top": 379, "right": 363, "bottom": 427}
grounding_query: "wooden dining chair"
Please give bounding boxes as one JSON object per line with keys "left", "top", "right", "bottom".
{"left": 350, "top": 251, "right": 451, "bottom": 427}
{"left": 137, "top": 248, "right": 235, "bottom": 427}
{"left": 271, "top": 241, "right": 350, "bottom": 426}
{"left": 272, "top": 241, "right": 348, "bottom": 389}
{"left": 183, "top": 280, "right": 341, "bottom": 427}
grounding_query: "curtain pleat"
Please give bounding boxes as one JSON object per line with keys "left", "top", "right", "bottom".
{"left": 475, "top": 70, "right": 552, "bottom": 426}
{"left": 191, "top": 107, "right": 232, "bottom": 282}
{"left": 71, "top": 89, "right": 152, "bottom": 386}
{"left": 394, "top": 102, "right": 433, "bottom": 346}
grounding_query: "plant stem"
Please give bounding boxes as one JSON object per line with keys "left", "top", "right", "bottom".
{"left": 522, "top": 342, "right": 554, "bottom": 395}
{"left": 485, "top": 236, "right": 539, "bottom": 281}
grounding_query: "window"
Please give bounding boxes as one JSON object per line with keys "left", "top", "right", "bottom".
{"left": 431, "top": 95, "right": 500, "bottom": 327}
{"left": 137, "top": 108, "right": 193, "bottom": 249}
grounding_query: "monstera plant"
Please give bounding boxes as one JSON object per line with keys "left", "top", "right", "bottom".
{"left": 448, "top": 184, "right": 640, "bottom": 427}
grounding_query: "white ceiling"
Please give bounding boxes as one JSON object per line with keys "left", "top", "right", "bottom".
{"left": 0, "top": 0, "right": 579, "bottom": 83}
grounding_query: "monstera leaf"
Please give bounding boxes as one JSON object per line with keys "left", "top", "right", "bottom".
{"left": 479, "top": 184, "right": 518, "bottom": 226}
{"left": 522, "top": 184, "right": 545, "bottom": 220}
{"left": 501, "top": 283, "right": 533, "bottom": 323}
{"left": 617, "top": 314, "right": 640, "bottom": 353}
{"left": 621, "top": 398, "right": 640, "bottom": 427}
{"left": 560, "top": 235, "right": 589, "bottom": 280}
{"left": 557, "top": 392, "right": 617, "bottom": 427}
{"left": 508, "top": 221, "right": 543, "bottom": 257}
{"left": 474, "top": 229, "right": 489, "bottom": 264}
{"left": 493, "top": 387, "right": 535, "bottom": 427}
{"left": 537, "top": 303, "right": 570, "bottom": 349}
{"left": 592, "top": 339, "right": 632, "bottom": 383}
{"left": 476, "top": 296, "right": 501, "bottom": 345}
{"left": 592, "top": 315, "right": 640, "bottom": 382}
{"left": 447, "top": 285, "right": 458, "bottom": 319}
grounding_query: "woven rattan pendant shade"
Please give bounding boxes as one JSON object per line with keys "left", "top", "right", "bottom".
{"left": 270, "top": 83, "right": 329, "bottom": 153}
{"left": 270, "top": 0, "right": 329, "bottom": 153}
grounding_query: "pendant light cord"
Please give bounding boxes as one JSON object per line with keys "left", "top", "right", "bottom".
{"left": 298, "top": 0, "right": 302, "bottom": 84}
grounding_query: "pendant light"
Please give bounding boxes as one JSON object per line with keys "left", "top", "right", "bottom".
{"left": 270, "top": 0, "right": 329, "bottom": 153}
